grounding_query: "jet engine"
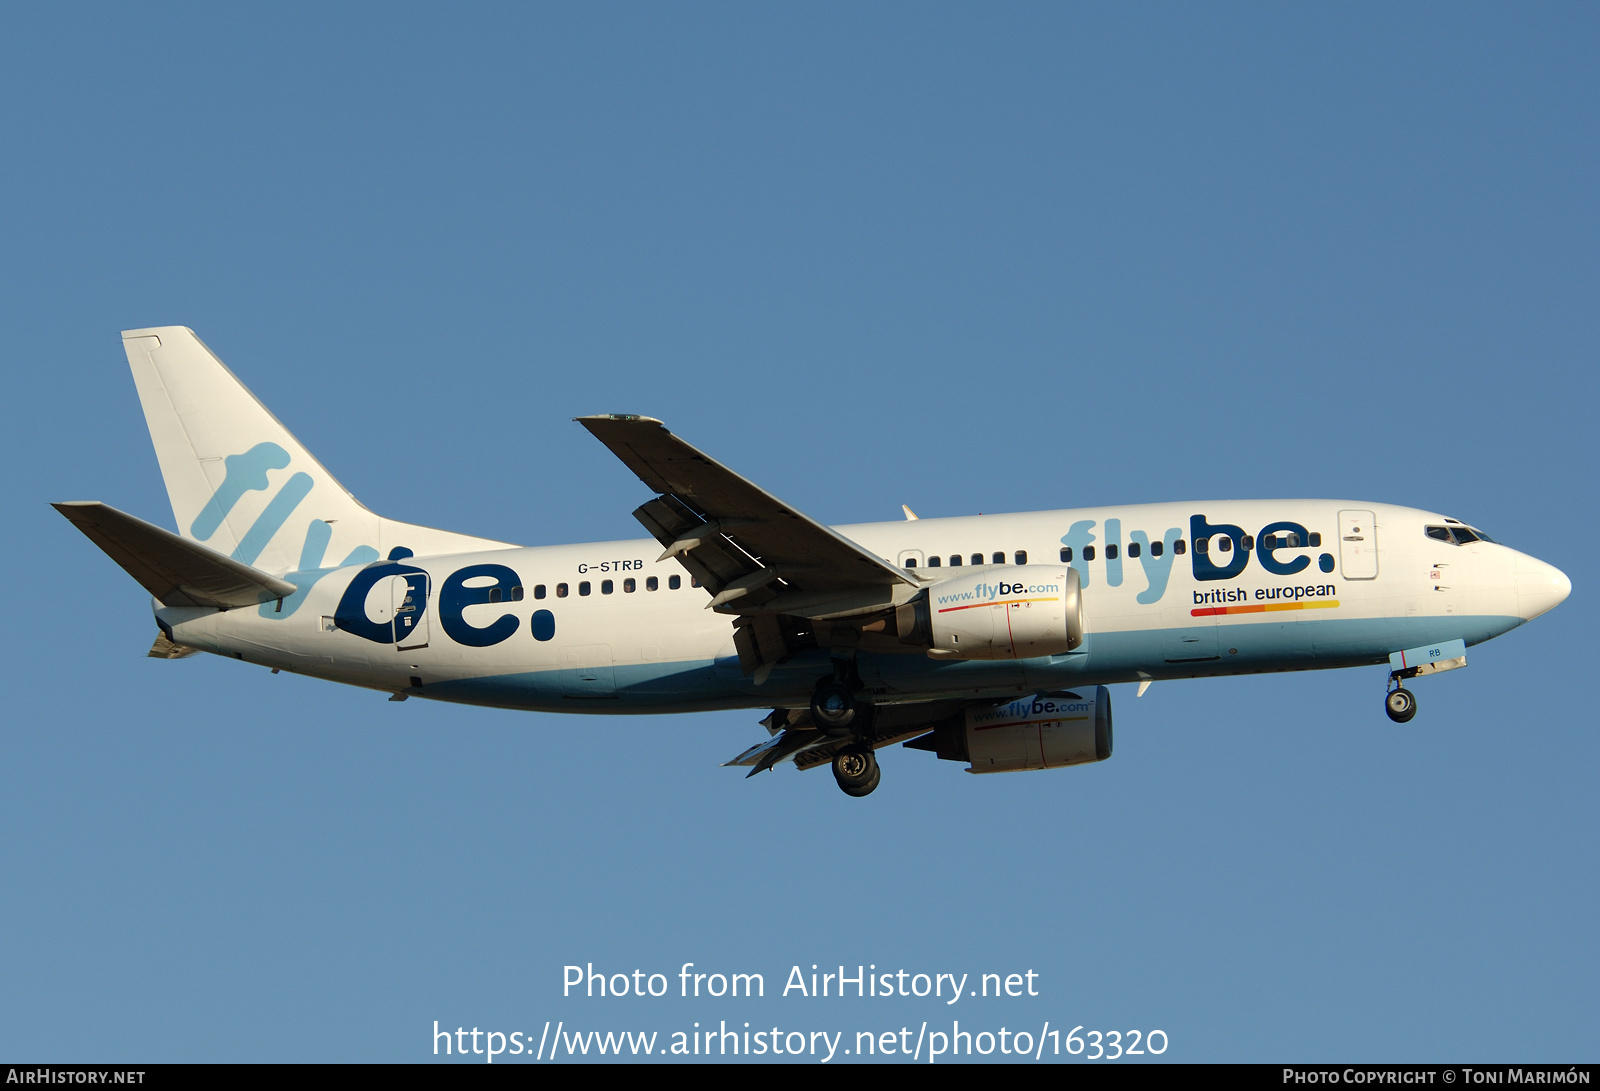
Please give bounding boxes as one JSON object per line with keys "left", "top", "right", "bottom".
{"left": 905, "top": 687, "right": 1112, "bottom": 774}
{"left": 896, "top": 566, "right": 1082, "bottom": 660}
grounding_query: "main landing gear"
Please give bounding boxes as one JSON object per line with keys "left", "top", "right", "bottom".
{"left": 810, "top": 681, "right": 857, "bottom": 730}
{"left": 811, "top": 669, "right": 881, "bottom": 796}
{"left": 1385, "top": 681, "right": 1418, "bottom": 723}
{"left": 832, "top": 744, "right": 880, "bottom": 797}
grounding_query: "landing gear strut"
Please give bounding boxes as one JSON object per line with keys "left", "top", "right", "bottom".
{"left": 1385, "top": 683, "right": 1417, "bottom": 723}
{"left": 832, "top": 744, "right": 880, "bottom": 797}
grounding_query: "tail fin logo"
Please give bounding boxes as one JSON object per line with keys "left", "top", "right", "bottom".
{"left": 191, "top": 444, "right": 386, "bottom": 621}
{"left": 190, "top": 442, "right": 290, "bottom": 539}
{"left": 191, "top": 442, "right": 314, "bottom": 567}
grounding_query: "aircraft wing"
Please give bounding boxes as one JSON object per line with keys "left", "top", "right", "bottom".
{"left": 577, "top": 415, "right": 919, "bottom": 625}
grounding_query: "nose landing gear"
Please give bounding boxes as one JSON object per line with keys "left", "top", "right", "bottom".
{"left": 1385, "top": 683, "right": 1417, "bottom": 723}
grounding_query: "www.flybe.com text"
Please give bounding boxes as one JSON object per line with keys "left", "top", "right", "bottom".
{"left": 935, "top": 580, "right": 1061, "bottom": 606}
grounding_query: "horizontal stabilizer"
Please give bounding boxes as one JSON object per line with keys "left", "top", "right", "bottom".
{"left": 53, "top": 501, "right": 297, "bottom": 609}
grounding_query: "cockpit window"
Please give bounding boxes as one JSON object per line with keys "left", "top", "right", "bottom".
{"left": 1426, "top": 524, "right": 1496, "bottom": 546}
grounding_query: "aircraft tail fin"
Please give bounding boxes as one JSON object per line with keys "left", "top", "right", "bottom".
{"left": 121, "top": 327, "right": 508, "bottom": 575}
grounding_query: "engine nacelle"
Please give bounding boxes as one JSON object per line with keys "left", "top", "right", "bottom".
{"left": 905, "top": 688, "right": 1112, "bottom": 774}
{"left": 897, "top": 565, "right": 1082, "bottom": 660}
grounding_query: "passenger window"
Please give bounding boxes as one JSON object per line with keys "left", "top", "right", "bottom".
{"left": 691, "top": 577, "right": 700, "bottom": 588}
{"left": 556, "top": 583, "right": 569, "bottom": 598}
{"left": 1285, "top": 533, "right": 1299, "bottom": 548}
{"left": 1218, "top": 536, "right": 1232, "bottom": 553}
{"left": 646, "top": 576, "right": 658, "bottom": 591}
{"left": 1128, "top": 542, "right": 1140, "bottom": 558}
{"left": 534, "top": 584, "right": 547, "bottom": 600}
{"left": 1014, "top": 550, "right": 1027, "bottom": 565}
{"left": 1175, "top": 540, "right": 1186, "bottom": 555}
{"left": 623, "top": 578, "right": 635, "bottom": 593}
{"left": 512, "top": 586, "right": 524, "bottom": 601}
{"left": 992, "top": 552, "right": 1004, "bottom": 564}
{"left": 1195, "top": 537, "right": 1209, "bottom": 554}
{"left": 1083, "top": 546, "right": 1096, "bottom": 561}
{"left": 905, "top": 558, "right": 917, "bottom": 568}
{"left": 1060, "top": 547, "right": 1073, "bottom": 563}
{"left": 949, "top": 555, "right": 961, "bottom": 566}
{"left": 1309, "top": 532, "right": 1321, "bottom": 547}
{"left": 1106, "top": 544, "right": 1118, "bottom": 560}
{"left": 928, "top": 556, "right": 941, "bottom": 567}
{"left": 669, "top": 575, "right": 681, "bottom": 590}
{"left": 1151, "top": 541, "right": 1163, "bottom": 557}
{"left": 489, "top": 587, "right": 503, "bottom": 603}
{"left": 1241, "top": 535, "right": 1253, "bottom": 550}
{"left": 579, "top": 581, "right": 592, "bottom": 596}
{"left": 602, "top": 579, "right": 614, "bottom": 594}
{"left": 971, "top": 553, "right": 983, "bottom": 566}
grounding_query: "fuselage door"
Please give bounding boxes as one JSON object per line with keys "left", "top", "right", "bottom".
{"left": 1338, "top": 510, "right": 1379, "bottom": 580}
{"left": 394, "top": 572, "right": 430, "bottom": 650}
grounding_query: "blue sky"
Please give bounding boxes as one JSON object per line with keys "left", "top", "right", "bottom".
{"left": 2, "top": 4, "right": 1594, "bottom": 1062}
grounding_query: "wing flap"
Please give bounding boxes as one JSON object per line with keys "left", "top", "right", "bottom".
{"left": 53, "top": 501, "right": 298, "bottom": 609}
{"left": 726, "top": 702, "right": 970, "bottom": 777}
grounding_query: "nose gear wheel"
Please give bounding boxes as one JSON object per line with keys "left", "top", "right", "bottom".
{"left": 1385, "top": 686, "right": 1417, "bottom": 723}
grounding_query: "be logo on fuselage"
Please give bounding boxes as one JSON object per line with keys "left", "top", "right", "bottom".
{"left": 333, "top": 561, "right": 529, "bottom": 647}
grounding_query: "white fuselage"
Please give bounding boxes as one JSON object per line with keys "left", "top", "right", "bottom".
{"left": 157, "top": 500, "right": 1569, "bottom": 714}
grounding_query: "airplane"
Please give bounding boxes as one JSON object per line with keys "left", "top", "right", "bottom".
{"left": 55, "top": 327, "right": 1572, "bottom": 797}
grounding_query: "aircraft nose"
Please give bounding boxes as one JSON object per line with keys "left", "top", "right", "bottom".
{"left": 1514, "top": 555, "right": 1571, "bottom": 621}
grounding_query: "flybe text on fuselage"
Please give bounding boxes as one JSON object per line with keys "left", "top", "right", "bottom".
{"left": 308, "top": 507, "right": 1346, "bottom": 655}
{"left": 1060, "top": 513, "right": 1333, "bottom": 595}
